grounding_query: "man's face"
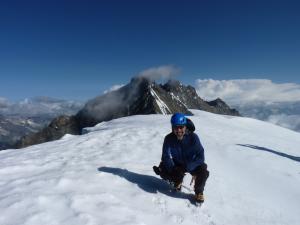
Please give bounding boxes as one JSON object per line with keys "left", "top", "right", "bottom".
{"left": 173, "top": 125, "right": 186, "bottom": 140}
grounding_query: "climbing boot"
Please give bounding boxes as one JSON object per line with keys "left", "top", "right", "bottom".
{"left": 195, "top": 192, "right": 204, "bottom": 203}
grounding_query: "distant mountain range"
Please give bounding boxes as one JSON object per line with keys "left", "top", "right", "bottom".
{"left": 15, "top": 77, "right": 240, "bottom": 149}
{"left": 0, "top": 97, "right": 83, "bottom": 150}
{"left": 0, "top": 96, "right": 83, "bottom": 116}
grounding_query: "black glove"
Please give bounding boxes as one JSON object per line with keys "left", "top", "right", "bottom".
{"left": 153, "top": 166, "right": 161, "bottom": 175}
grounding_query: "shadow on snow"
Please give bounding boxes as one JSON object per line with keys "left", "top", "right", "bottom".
{"left": 237, "top": 144, "right": 300, "bottom": 163}
{"left": 97, "top": 166, "right": 194, "bottom": 201}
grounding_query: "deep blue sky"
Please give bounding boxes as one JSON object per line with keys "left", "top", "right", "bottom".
{"left": 1, "top": 0, "right": 300, "bottom": 101}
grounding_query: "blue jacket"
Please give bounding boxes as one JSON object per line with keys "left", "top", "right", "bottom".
{"left": 161, "top": 132, "right": 205, "bottom": 173}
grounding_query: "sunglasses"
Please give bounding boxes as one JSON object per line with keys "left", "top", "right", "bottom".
{"left": 173, "top": 125, "right": 185, "bottom": 130}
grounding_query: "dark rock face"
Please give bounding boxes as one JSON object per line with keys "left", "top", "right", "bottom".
{"left": 76, "top": 77, "right": 194, "bottom": 129}
{"left": 162, "top": 81, "right": 240, "bottom": 116}
{"left": 16, "top": 115, "right": 80, "bottom": 148}
{"left": 16, "top": 77, "right": 240, "bottom": 149}
{"left": 207, "top": 98, "right": 240, "bottom": 116}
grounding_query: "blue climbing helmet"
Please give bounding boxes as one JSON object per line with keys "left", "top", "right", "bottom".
{"left": 171, "top": 113, "right": 187, "bottom": 126}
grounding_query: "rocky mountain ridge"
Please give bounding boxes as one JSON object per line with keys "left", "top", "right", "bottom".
{"left": 15, "top": 78, "right": 240, "bottom": 149}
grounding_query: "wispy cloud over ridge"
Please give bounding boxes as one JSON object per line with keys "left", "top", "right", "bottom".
{"left": 137, "top": 65, "right": 180, "bottom": 81}
{"left": 103, "top": 84, "right": 125, "bottom": 94}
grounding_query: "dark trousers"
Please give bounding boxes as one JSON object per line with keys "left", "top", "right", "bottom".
{"left": 158, "top": 162, "right": 209, "bottom": 194}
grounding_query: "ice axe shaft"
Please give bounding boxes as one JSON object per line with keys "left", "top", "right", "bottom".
{"left": 190, "top": 175, "right": 196, "bottom": 186}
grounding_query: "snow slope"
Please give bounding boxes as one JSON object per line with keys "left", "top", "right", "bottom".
{"left": 0, "top": 110, "right": 300, "bottom": 225}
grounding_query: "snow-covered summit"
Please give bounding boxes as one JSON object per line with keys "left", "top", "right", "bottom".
{"left": 1, "top": 110, "right": 300, "bottom": 225}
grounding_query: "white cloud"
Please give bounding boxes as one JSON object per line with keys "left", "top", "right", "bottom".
{"left": 267, "top": 114, "right": 300, "bottom": 131}
{"left": 137, "top": 65, "right": 180, "bottom": 81}
{"left": 195, "top": 79, "right": 300, "bottom": 105}
{"left": 0, "top": 97, "right": 10, "bottom": 108}
{"left": 103, "top": 84, "right": 125, "bottom": 94}
{"left": 194, "top": 78, "right": 300, "bottom": 132}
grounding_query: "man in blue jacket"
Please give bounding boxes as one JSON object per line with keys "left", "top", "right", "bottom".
{"left": 153, "top": 113, "right": 209, "bottom": 202}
